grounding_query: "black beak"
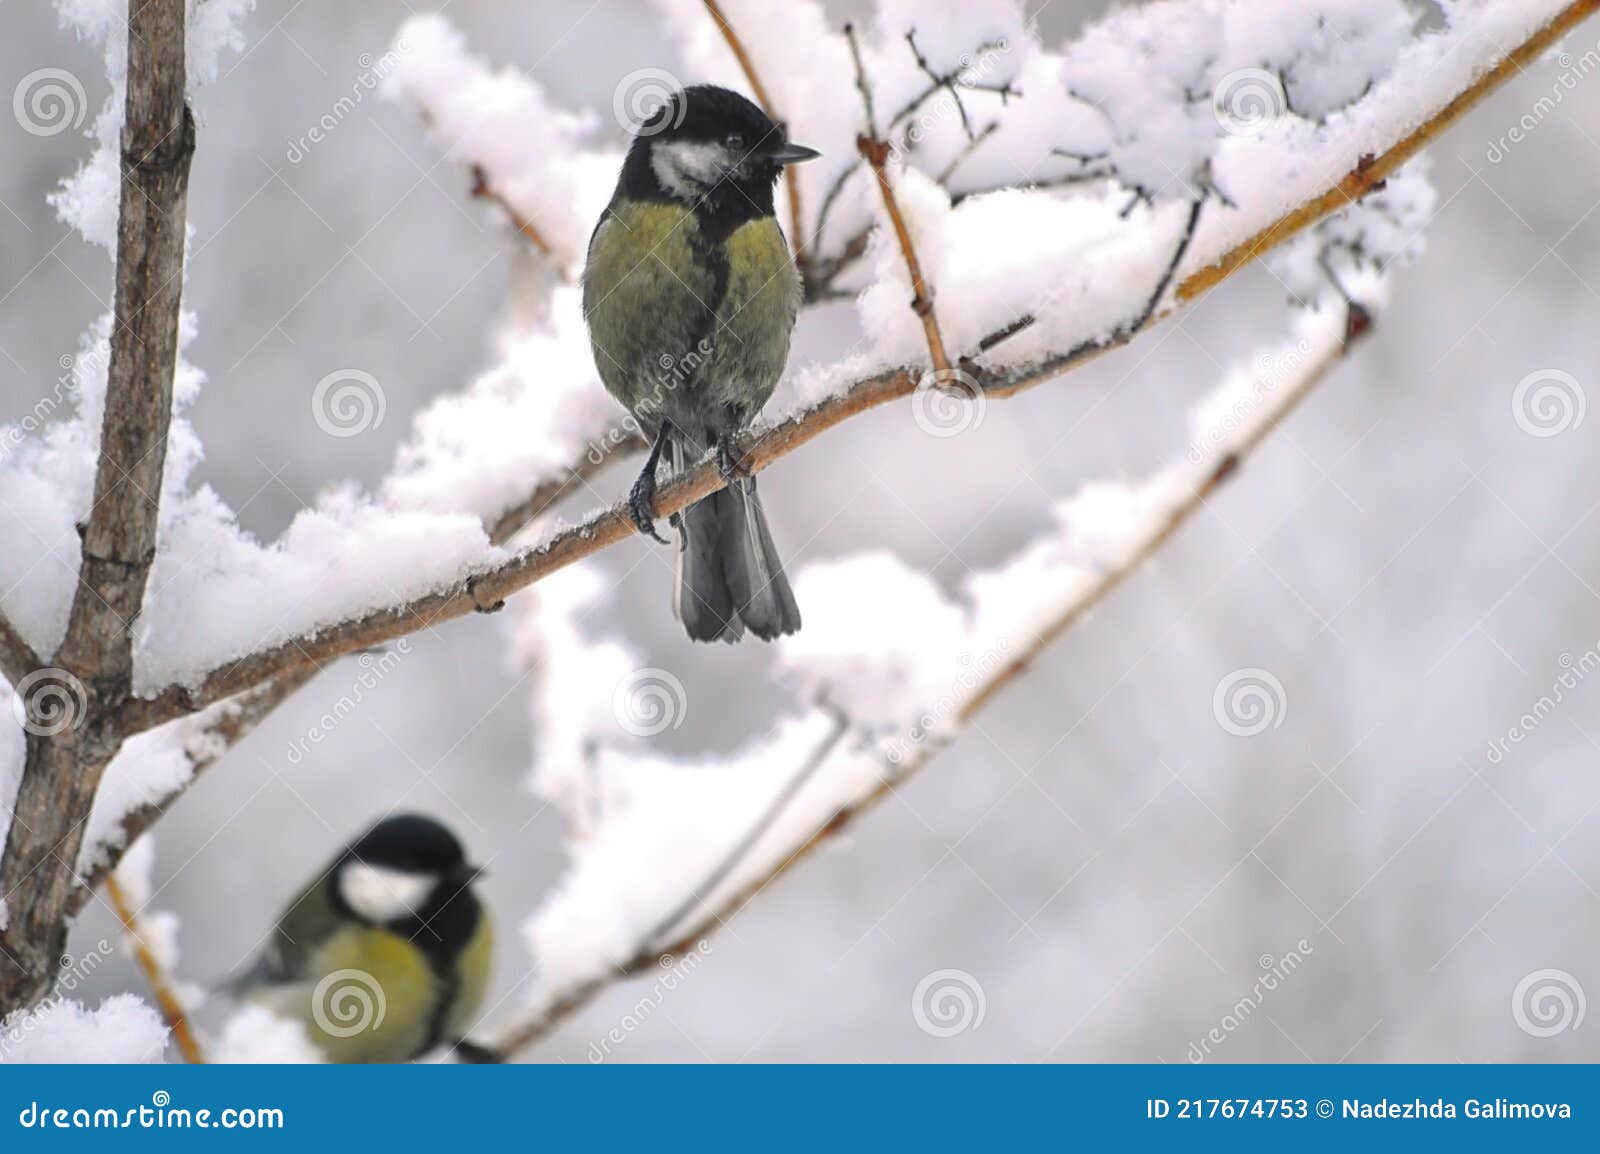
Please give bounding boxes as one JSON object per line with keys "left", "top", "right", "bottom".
{"left": 765, "top": 141, "right": 821, "bottom": 165}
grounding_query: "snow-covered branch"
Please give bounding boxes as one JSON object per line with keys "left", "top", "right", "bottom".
{"left": 105, "top": 860, "right": 205, "bottom": 1063}
{"left": 482, "top": 283, "right": 1372, "bottom": 1061}
{"left": 118, "top": 0, "right": 1569, "bottom": 736}
{"left": 0, "top": 0, "right": 196, "bottom": 1013}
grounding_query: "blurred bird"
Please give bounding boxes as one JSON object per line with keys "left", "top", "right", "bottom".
{"left": 227, "top": 813, "right": 493, "bottom": 1063}
{"left": 582, "top": 84, "right": 818, "bottom": 642}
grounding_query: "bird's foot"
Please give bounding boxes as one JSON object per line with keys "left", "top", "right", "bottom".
{"left": 717, "top": 434, "right": 749, "bottom": 482}
{"left": 628, "top": 470, "right": 670, "bottom": 544}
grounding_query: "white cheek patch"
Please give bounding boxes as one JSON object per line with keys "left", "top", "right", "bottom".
{"left": 339, "top": 862, "right": 436, "bottom": 923}
{"left": 651, "top": 141, "right": 731, "bottom": 199}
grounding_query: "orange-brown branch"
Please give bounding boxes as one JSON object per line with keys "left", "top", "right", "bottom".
{"left": 846, "top": 22, "right": 953, "bottom": 378}
{"left": 702, "top": 0, "right": 809, "bottom": 264}
{"left": 106, "top": 873, "right": 206, "bottom": 1064}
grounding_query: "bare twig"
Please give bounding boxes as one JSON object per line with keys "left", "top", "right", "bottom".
{"left": 468, "top": 165, "right": 572, "bottom": 282}
{"left": 846, "top": 22, "right": 953, "bottom": 380}
{"left": 105, "top": 871, "right": 206, "bottom": 1063}
{"left": 484, "top": 707, "right": 849, "bottom": 1060}
{"left": 638, "top": 707, "right": 849, "bottom": 955}
{"left": 484, "top": 300, "right": 1369, "bottom": 1059}
{"left": 0, "top": 0, "right": 194, "bottom": 1014}
{"left": 702, "top": 0, "right": 809, "bottom": 265}
{"left": 114, "top": 2, "right": 1591, "bottom": 744}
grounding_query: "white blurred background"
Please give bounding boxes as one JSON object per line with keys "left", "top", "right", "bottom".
{"left": 5, "top": 0, "right": 1600, "bottom": 1061}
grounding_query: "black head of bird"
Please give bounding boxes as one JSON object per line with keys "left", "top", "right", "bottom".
{"left": 331, "top": 812, "right": 485, "bottom": 937}
{"left": 624, "top": 84, "right": 820, "bottom": 210}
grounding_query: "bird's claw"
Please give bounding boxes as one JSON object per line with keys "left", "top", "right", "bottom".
{"left": 628, "top": 473, "right": 670, "bottom": 544}
{"left": 717, "top": 435, "right": 749, "bottom": 482}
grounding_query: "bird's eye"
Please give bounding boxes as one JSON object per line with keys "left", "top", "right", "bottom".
{"left": 725, "top": 132, "right": 745, "bottom": 150}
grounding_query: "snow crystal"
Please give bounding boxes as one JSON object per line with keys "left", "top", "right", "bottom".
{"left": 0, "top": 995, "right": 168, "bottom": 1064}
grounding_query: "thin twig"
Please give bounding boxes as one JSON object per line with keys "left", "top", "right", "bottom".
{"left": 702, "top": 0, "right": 808, "bottom": 265}
{"left": 113, "top": 1, "right": 1594, "bottom": 740}
{"left": 1180, "top": 0, "right": 1600, "bottom": 298}
{"left": 484, "top": 707, "right": 849, "bottom": 1060}
{"left": 485, "top": 300, "right": 1370, "bottom": 1059}
{"left": 846, "top": 22, "right": 953, "bottom": 381}
{"left": 105, "top": 872, "right": 206, "bottom": 1063}
{"left": 468, "top": 165, "right": 572, "bottom": 282}
{"left": 639, "top": 707, "right": 849, "bottom": 954}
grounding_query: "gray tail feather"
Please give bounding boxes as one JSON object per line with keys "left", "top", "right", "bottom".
{"left": 670, "top": 446, "right": 801, "bottom": 644}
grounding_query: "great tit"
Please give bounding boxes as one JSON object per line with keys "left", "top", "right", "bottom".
{"left": 582, "top": 84, "right": 819, "bottom": 643}
{"left": 228, "top": 813, "right": 493, "bottom": 1063}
